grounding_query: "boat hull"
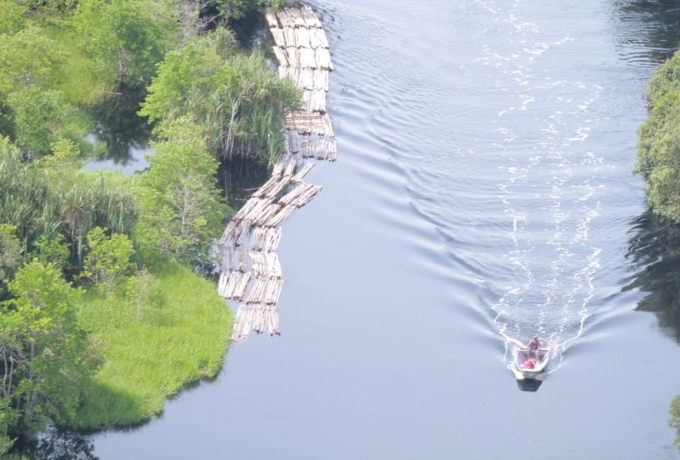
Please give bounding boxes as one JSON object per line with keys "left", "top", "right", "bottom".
{"left": 515, "top": 349, "right": 549, "bottom": 379}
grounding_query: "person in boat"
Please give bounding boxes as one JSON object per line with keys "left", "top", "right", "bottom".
{"left": 527, "top": 336, "right": 540, "bottom": 360}
{"left": 522, "top": 358, "right": 536, "bottom": 370}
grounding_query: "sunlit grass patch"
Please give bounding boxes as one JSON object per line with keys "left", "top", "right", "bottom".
{"left": 74, "top": 265, "right": 232, "bottom": 429}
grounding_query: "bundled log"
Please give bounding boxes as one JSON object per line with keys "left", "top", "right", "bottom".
{"left": 310, "top": 27, "right": 329, "bottom": 48}
{"left": 264, "top": 277, "right": 284, "bottom": 305}
{"left": 300, "top": 48, "right": 317, "bottom": 68}
{"left": 301, "top": 6, "right": 322, "bottom": 28}
{"left": 286, "top": 130, "right": 300, "bottom": 154}
{"left": 270, "top": 28, "right": 285, "bottom": 47}
{"left": 265, "top": 12, "right": 280, "bottom": 28}
{"left": 286, "top": 7, "right": 307, "bottom": 27}
{"left": 314, "top": 70, "right": 329, "bottom": 91}
{"left": 295, "top": 28, "right": 311, "bottom": 48}
{"left": 246, "top": 276, "right": 268, "bottom": 304}
{"left": 290, "top": 162, "right": 315, "bottom": 183}
{"left": 272, "top": 153, "right": 287, "bottom": 177}
{"left": 265, "top": 227, "right": 282, "bottom": 252}
{"left": 232, "top": 272, "right": 251, "bottom": 301}
{"left": 272, "top": 46, "right": 288, "bottom": 67}
{"left": 221, "top": 6, "right": 337, "bottom": 340}
{"left": 265, "top": 204, "right": 298, "bottom": 227}
{"left": 316, "top": 48, "right": 333, "bottom": 70}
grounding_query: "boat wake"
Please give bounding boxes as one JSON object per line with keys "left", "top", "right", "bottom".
{"left": 473, "top": 0, "right": 607, "bottom": 374}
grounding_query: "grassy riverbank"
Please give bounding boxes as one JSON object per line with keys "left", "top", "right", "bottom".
{"left": 74, "top": 265, "right": 232, "bottom": 428}
{"left": 0, "top": 0, "right": 295, "bottom": 453}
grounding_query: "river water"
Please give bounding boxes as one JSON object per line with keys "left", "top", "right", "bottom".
{"left": 90, "top": 0, "right": 680, "bottom": 458}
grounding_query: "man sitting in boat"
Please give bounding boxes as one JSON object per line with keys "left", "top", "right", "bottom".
{"left": 527, "top": 336, "right": 540, "bottom": 360}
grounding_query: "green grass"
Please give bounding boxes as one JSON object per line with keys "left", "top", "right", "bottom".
{"left": 73, "top": 264, "right": 233, "bottom": 429}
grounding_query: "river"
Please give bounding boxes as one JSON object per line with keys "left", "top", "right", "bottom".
{"left": 89, "top": 0, "right": 680, "bottom": 458}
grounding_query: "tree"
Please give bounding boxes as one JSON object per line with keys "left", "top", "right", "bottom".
{"left": 0, "top": 1, "right": 27, "bottom": 35}
{"left": 139, "top": 29, "right": 300, "bottom": 163}
{"left": 73, "top": 0, "right": 180, "bottom": 92}
{"left": 136, "top": 117, "right": 229, "bottom": 268}
{"left": 0, "top": 262, "right": 91, "bottom": 438}
{"left": 82, "top": 227, "right": 135, "bottom": 293}
{"left": 637, "top": 51, "right": 680, "bottom": 223}
{"left": 8, "top": 87, "right": 76, "bottom": 155}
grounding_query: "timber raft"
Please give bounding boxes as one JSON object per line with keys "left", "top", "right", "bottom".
{"left": 218, "top": 5, "right": 335, "bottom": 341}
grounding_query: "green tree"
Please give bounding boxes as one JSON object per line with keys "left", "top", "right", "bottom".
{"left": 0, "top": 1, "right": 27, "bottom": 35}
{"left": 0, "top": 261, "right": 91, "bottom": 438}
{"left": 637, "top": 53, "right": 680, "bottom": 222}
{"left": 136, "top": 117, "right": 229, "bottom": 268}
{"left": 140, "top": 29, "right": 300, "bottom": 163}
{"left": 0, "top": 395, "right": 16, "bottom": 455}
{"left": 73, "top": 0, "right": 180, "bottom": 92}
{"left": 31, "top": 234, "right": 70, "bottom": 274}
{"left": 0, "top": 27, "right": 64, "bottom": 94}
{"left": 82, "top": 227, "right": 135, "bottom": 293}
{"left": 8, "top": 87, "right": 76, "bottom": 155}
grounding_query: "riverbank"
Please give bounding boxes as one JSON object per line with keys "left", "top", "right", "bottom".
{"left": 637, "top": 48, "right": 680, "bottom": 447}
{"left": 74, "top": 264, "right": 233, "bottom": 429}
{"left": 0, "top": 0, "right": 295, "bottom": 454}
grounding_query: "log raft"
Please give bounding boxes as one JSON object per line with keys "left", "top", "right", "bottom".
{"left": 218, "top": 5, "right": 335, "bottom": 341}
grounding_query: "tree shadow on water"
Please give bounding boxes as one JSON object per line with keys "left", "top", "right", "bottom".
{"left": 89, "top": 87, "right": 152, "bottom": 164}
{"left": 21, "top": 427, "right": 99, "bottom": 460}
{"left": 624, "top": 211, "right": 680, "bottom": 343}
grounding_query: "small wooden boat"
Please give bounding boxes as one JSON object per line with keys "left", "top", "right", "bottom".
{"left": 515, "top": 348, "right": 549, "bottom": 379}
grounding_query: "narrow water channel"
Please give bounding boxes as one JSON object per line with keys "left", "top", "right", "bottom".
{"left": 91, "top": 0, "right": 680, "bottom": 458}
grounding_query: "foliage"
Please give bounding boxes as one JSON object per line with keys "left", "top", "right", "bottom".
{"left": 136, "top": 117, "right": 229, "bottom": 268}
{"left": 0, "top": 1, "right": 27, "bottom": 35}
{"left": 31, "top": 234, "right": 70, "bottom": 273}
{"left": 8, "top": 88, "right": 78, "bottom": 155}
{"left": 82, "top": 227, "right": 135, "bottom": 293}
{"left": 672, "top": 395, "right": 680, "bottom": 448}
{"left": 0, "top": 262, "right": 93, "bottom": 438}
{"left": 140, "top": 29, "right": 300, "bottom": 163}
{"left": 74, "top": 263, "right": 232, "bottom": 428}
{"left": 0, "top": 225, "right": 23, "bottom": 301}
{"left": 0, "top": 27, "right": 64, "bottom": 94}
{"left": 0, "top": 137, "right": 138, "bottom": 276}
{"left": 637, "top": 52, "right": 680, "bottom": 222}
{"left": 73, "top": 0, "right": 180, "bottom": 92}
{"left": 217, "top": 0, "right": 284, "bottom": 22}
{"left": 16, "top": 0, "right": 77, "bottom": 13}
{"left": 0, "top": 397, "right": 16, "bottom": 455}
{"left": 0, "top": 27, "right": 91, "bottom": 155}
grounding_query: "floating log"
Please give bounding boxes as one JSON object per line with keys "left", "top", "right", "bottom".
{"left": 286, "top": 130, "right": 299, "bottom": 153}
{"left": 290, "top": 162, "right": 315, "bottom": 183}
{"left": 316, "top": 48, "right": 333, "bottom": 70}
{"left": 220, "top": 6, "right": 336, "bottom": 340}
{"left": 265, "top": 227, "right": 282, "bottom": 252}
{"left": 272, "top": 46, "right": 288, "bottom": 67}
{"left": 265, "top": 12, "right": 280, "bottom": 29}
{"left": 232, "top": 272, "right": 251, "bottom": 301}
{"left": 270, "top": 28, "right": 285, "bottom": 47}
{"left": 295, "top": 28, "right": 311, "bottom": 48}
{"left": 301, "top": 6, "right": 322, "bottom": 29}
{"left": 300, "top": 48, "right": 317, "bottom": 68}
{"left": 246, "top": 276, "right": 268, "bottom": 303}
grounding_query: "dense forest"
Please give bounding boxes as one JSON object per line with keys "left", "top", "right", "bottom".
{"left": 0, "top": 0, "right": 299, "bottom": 456}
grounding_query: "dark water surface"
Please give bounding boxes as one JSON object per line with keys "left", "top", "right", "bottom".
{"left": 92, "top": 0, "right": 680, "bottom": 458}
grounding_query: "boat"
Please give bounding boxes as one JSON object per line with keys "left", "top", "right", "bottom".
{"left": 514, "top": 348, "right": 549, "bottom": 379}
